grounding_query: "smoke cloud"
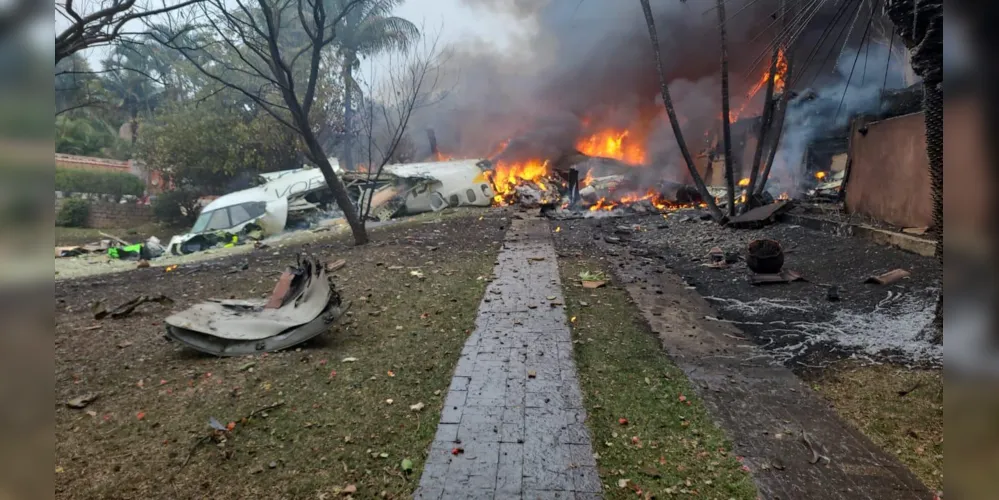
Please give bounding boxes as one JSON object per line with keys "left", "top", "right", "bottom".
{"left": 406, "top": 0, "right": 781, "bottom": 170}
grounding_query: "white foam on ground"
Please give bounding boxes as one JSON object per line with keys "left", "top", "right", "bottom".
{"left": 711, "top": 291, "right": 940, "bottom": 364}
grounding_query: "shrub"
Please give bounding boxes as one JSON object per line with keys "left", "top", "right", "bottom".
{"left": 152, "top": 189, "right": 201, "bottom": 227}
{"left": 55, "top": 168, "right": 145, "bottom": 201}
{"left": 56, "top": 198, "right": 90, "bottom": 227}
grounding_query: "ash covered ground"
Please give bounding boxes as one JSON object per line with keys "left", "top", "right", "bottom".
{"left": 550, "top": 208, "right": 941, "bottom": 370}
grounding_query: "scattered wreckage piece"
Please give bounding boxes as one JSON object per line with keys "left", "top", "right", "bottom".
{"left": 750, "top": 269, "right": 804, "bottom": 286}
{"left": 865, "top": 268, "right": 911, "bottom": 285}
{"left": 164, "top": 257, "right": 349, "bottom": 356}
{"left": 93, "top": 294, "right": 175, "bottom": 320}
{"left": 727, "top": 200, "right": 792, "bottom": 229}
{"left": 746, "top": 239, "right": 785, "bottom": 274}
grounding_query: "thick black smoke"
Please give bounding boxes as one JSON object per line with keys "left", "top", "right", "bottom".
{"left": 406, "top": 0, "right": 783, "bottom": 173}
{"left": 405, "top": 0, "right": 906, "bottom": 188}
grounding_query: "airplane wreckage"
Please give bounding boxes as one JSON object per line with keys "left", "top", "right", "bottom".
{"left": 166, "top": 158, "right": 494, "bottom": 255}
{"left": 165, "top": 256, "right": 350, "bottom": 356}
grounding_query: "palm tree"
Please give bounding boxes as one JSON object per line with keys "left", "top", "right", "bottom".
{"left": 331, "top": 0, "right": 419, "bottom": 173}
{"left": 100, "top": 44, "right": 165, "bottom": 144}
{"left": 884, "top": 0, "right": 942, "bottom": 342}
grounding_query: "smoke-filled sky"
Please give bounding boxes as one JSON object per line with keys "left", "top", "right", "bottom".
{"left": 378, "top": 0, "right": 790, "bottom": 169}
{"left": 370, "top": 0, "right": 913, "bottom": 189}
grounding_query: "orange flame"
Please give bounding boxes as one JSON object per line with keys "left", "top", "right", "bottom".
{"left": 575, "top": 129, "right": 646, "bottom": 164}
{"left": 738, "top": 177, "right": 750, "bottom": 188}
{"left": 729, "top": 48, "right": 788, "bottom": 123}
{"left": 486, "top": 159, "right": 551, "bottom": 205}
{"left": 815, "top": 171, "right": 827, "bottom": 180}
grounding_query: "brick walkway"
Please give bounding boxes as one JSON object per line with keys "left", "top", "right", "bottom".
{"left": 415, "top": 218, "right": 601, "bottom": 499}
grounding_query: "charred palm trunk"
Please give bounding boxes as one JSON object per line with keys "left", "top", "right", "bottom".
{"left": 717, "top": 0, "right": 737, "bottom": 217}
{"left": 885, "top": 0, "right": 942, "bottom": 342}
{"left": 639, "top": 0, "right": 726, "bottom": 223}
{"left": 924, "top": 73, "right": 943, "bottom": 342}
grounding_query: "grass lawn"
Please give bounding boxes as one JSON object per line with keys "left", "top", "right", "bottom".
{"left": 55, "top": 212, "right": 504, "bottom": 499}
{"left": 55, "top": 222, "right": 188, "bottom": 247}
{"left": 558, "top": 258, "right": 758, "bottom": 499}
{"left": 812, "top": 363, "right": 943, "bottom": 493}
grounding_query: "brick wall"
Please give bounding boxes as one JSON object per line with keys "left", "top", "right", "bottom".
{"left": 56, "top": 198, "right": 155, "bottom": 229}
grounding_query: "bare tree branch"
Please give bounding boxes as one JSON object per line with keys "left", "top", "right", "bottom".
{"left": 56, "top": 0, "right": 206, "bottom": 62}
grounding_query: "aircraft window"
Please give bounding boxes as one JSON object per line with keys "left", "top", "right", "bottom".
{"left": 204, "top": 209, "right": 232, "bottom": 231}
{"left": 466, "top": 189, "right": 476, "bottom": 203}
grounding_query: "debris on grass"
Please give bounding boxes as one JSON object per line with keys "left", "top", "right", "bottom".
{"left": 401, "top": 458, "right": 414, "bottom": 473}
{"left": 66, "top": 393, "right": 99, "bottom": 409}
{"left": 409, "top": 402, "right": 425, "bottom": 412}
{"left": 93, "top": 294, "right": 174, "bottom": 320}
{"left": 341, "top": 357, "right": 358, "bottom": 363}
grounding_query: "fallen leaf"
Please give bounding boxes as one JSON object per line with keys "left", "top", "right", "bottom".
{"left": 410, "top": 270, "right": 424, "bottom": 279}
{"left": 617, "top": 478, "right": 630, "bottom": 488}
{"left": 409, "top": 402, "right": 425, "bottom": 412}
{"left": 136, "top": 411, "right": 146, "bottom": 420}
{"left": 582, "top": 280, "right": 607, "bottom": 289}
{"left": 546, "top": 296, "right": 556, "bottom": 300}
{"left": 386, "top": 399, "right": 394, "bottom": 404}
{"left": 341, "top": 357, "right": 358, "bottom": 363}
{"left": 55, "top": 466, "right": 64, "bottom": 474}
{"left": 618, "top": 417, "right": 629, "bottom": 426}
{"left": 239, "top": 361, "right": 256, "bottom": 371}
{"left": 401, "top": 458, "right": 414, "bottom": 472}
{"left": 378, "top": 452, "right": 389, "bottom": 458}
{"left": 226, "top": 421, "right": 236, "bottom": 431}
{"left": 678, "top": 394, "right": 687, "bottom": 402}
{"left": 342, "top": 484, "right": 357, "bottom": 495}
{"left": 387, "top": 370, "right": 395, "bottom": 377}
{"left": 329, "top": 370, "right": 337, "bottom": 378}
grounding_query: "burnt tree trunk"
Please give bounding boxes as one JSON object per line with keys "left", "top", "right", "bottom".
{"left": 746, "top": 0, "right": 783, "bottom": 204}
{"left": 885, "top": 0, "right": 942, "bottom": 342}
{"left": 639, "top": 0, "right": 726, "bottom": 223}
{"left": 717, "top": 0, "right": 736, "bottom": 217}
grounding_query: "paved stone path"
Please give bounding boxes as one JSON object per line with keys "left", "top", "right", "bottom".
{"left": 604, "top": 243, "right": 932, "bottom": 500}
{"left": 416, "top": 218, "right": 601, "bottom": 499}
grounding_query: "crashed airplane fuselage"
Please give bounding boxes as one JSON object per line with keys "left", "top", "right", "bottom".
{"left": 167, "top": 166, "right": 334, "bottom": 255}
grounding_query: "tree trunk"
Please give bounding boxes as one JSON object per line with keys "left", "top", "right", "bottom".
{"left": 639, "top": 0, "right": 726, "bottom": 223}
{"left": 746, "top": 0, "right": 783, "bottom": 204}
{"left": 305, "top": 133, "right": 368, "bottom": 245}
{"left": 717, "top": 0, "right": 736, "bottom": 217}
{"left": 884, "top": 0, "right": 943, "bottom": 343}
{"left": 923, "top": 77, "right": 943, "bottom": 343}
{"left": 755, "top": 51, "right": 794, "bottom": 197}
{"left": 342, "top": 56, "right": 356, "bottom": 174}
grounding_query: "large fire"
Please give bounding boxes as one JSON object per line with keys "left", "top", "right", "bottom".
{"left": 729, "top": 48, "right": 788, "bottom": 123}
{"left": 575, "top": 129, "right": 646, "bottom": 165}
{"left": 485, "top": 159, "right": 551, "bottom": 204}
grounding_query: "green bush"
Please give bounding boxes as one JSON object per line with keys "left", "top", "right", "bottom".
{"left": 152, "top": 189, "right": 201, "bottom": 226}
{"left": 56, "top": 198, "right": 90, "bottom": 227}
{"left": 55, "top": 168, "right": 145, "bottom": 201}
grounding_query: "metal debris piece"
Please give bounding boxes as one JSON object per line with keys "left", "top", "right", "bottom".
{"left": 750, "top": 270, "right": 803, "bottom": 286}
{"left": 164, "top": 257, "right": 348, "bottom": 356}
{"left": 93, "top": 294, "right": 174, "bottom": 320}
{"left": 865, "top": 269, "right": 911, "bottom": 285}
{"left": 727, "top": 200, "right": 791, "bottom": 229}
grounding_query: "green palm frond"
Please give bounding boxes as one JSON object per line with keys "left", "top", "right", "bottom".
{"left": 353, "top": 15, "right": 420, "bottom": 55}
